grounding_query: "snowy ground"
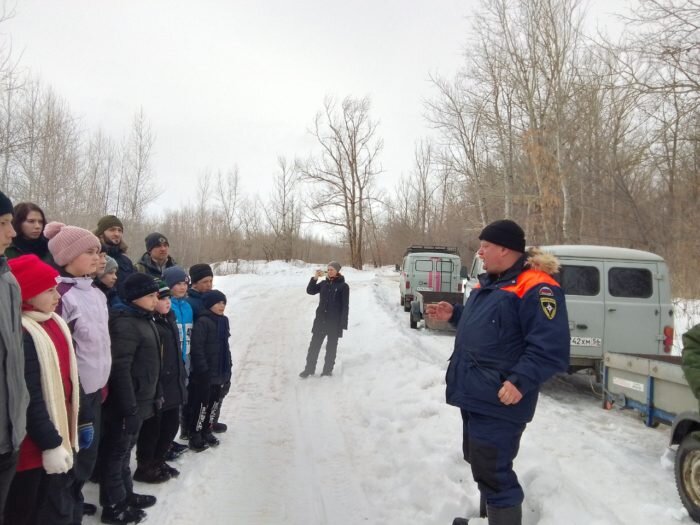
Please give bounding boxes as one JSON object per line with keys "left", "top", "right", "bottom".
{"left": 84, "top": 261, "right": 697, "bottom": 524}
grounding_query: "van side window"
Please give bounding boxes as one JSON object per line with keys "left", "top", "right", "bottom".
{"left": 608, "top": 267, "right": 653, "bottom": 298}
{"left": 415, "top": 259, "right": 433, "bottom": 272}
{"left": 440, "top": 261, "right": 454, "bottom": 272}
{"left": 557, "top": 265, "right": 600, "bottom": 296}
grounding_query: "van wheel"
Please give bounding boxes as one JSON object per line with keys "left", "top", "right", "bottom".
{"left": 676, "top": 433, "right": 700, "bottom": 523}
{"left": 400, "top": 296, "right": 405, "bottom": 306}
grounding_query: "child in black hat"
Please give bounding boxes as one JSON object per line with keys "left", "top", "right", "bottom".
{"left": 187, "top": 290, "right": 232, "bottom": 451}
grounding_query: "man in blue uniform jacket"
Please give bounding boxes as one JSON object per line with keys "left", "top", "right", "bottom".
{"left": 427, "top": 219, "right": 570, "bottom": 525}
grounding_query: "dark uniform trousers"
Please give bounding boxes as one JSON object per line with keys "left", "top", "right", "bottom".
{"left": 304, "top": 331, "right": 339, "bottom": 374}
{"left": 461, "top": 409, "right": 526, "bottom": 508}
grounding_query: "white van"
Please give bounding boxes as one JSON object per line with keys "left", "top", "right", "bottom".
{"left": 400, "top": 246, "right": 463, "bottom": 312}
{"left": 468, "top": 245, "right": 674, "bottom": 371}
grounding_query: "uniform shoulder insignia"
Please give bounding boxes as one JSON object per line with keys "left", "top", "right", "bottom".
{"left": 539, "top": 286, "right": 557, "bottom": 319}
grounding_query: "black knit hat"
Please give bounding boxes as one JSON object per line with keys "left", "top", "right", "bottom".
{"left": 0, "top": 190, "right": 13, "bottom": 216}
{"left": 121, "top": 273, "right": 160, "bottom": 302}
{"left": 478, "top": 219, "right": 526, "bottom": 253}
{"left": 189, "top": 263, "right": 213, "bottom": 284}
{"left": 202, "top": 289, "right": 227, "bottom": 309}
{"left": 145, "top": 232, "right": 169, "bottom": 252}
{"left": 94, "top": 215, "right": 124, "bottom": 237}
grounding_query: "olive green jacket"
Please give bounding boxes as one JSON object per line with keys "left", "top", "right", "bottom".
{"left": 682, "top": 324, "right": 700, "bottom": 402}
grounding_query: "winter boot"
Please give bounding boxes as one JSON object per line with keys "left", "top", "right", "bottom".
{"left": 452, "top": 519, "right": 469, "bottom": 525}
{"left": 211, "top": 421, "right": 228, "bottom": 433}
{"left": 202, "top": 430, "right": 220, "bottom": 447}
{"left": 299, "top": 369, "right": 314, "bottom": 378}
{"left": 321, "top": 370, "right": 332, "bottom": 377}
{"left": 486, "top": 505, "right": 521, "bottom": 525}
{"left": 159, "top": 461, "right": 180, "bottom": 478}
{"left": 128, "top": 492, "right": 157, "bottom": 509}
{"left": 100, "top": 501, "right": 144, "bottom": 524}
{"left": 188, "top": 432, "right": 209, "bottom": 452}
{"left": 83, "top": 502, "right": 98, "bottom": 516}
{"left": 133, "top": 461, "right": 171, "bottom": 483}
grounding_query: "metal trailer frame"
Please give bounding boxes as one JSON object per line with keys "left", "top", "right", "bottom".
{"left": 603, "top": 352, "right": 697, "bottom": 427}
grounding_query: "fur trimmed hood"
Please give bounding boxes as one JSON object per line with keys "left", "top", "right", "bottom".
{"left": 524, "top": 247, "right": 560, "bottom": 275}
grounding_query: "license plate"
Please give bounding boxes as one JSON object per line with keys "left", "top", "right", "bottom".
{"left": 570, "top": 336, "right": 602, "bottom": 347}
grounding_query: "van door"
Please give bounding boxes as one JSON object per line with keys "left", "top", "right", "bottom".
{"left": 603, "top": 261, "right": 661, "bottom": 355}
{"left": 557, "top": 261, "right": 606, "bottom": 361}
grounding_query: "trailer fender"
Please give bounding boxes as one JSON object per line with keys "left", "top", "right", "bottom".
{"left": 671, "top": 411, "right": 700, "bottom": 446}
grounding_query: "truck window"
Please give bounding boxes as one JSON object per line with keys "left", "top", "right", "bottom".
{"left": 557, "top": 265, "right": 600, "bottom": 296}
{"left": 415, "top": 259, "right": 433, "bottom": 272}
{"left": 439, "top": 260, "right": 454, "bottom": 272}
{"left": 608, "top": 267, "right": 653, "bottom": 298}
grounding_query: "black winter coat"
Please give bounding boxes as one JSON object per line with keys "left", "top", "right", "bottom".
{"left": 190, "top": 310, "right": 232, "bottom": 386}
{"left": 308, "top": 275, "right": 349, "bottom": 337}
{"left": 134, "top": 253, "right": 176, "bottom": 278}
{"left": 107, "top": 305, "right": 162, "bottom": 420}
{"left": 154, "top": 311, "right": 187, "bottom": 410}
{"left": 105, "top": 244, "right": 135, "bottom": 285}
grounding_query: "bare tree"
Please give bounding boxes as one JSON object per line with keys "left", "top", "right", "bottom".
{"left": 264, "top": 156, "right": 301, "bottom": 261}
{"left": 297, "top": 95, "right": 382, "bottom": 269}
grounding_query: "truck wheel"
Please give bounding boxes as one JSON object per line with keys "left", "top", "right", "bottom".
{"left": 410, "top": 314, "right": 418, "bottom": 329}
{"left": 675, "top": 433, "right": 700, "bottom": 523}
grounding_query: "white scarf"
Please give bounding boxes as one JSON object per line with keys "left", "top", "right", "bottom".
{"left": 22, "top": 310, "right": 80, "bottom": 457}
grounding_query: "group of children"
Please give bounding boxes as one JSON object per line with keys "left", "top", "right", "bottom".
{"left": 0, "top": 191, "right": 233, "bottom": 525}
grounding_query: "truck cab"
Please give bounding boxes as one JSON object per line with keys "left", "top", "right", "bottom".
{"left": 468, "top": 245, "right": 674, "bottom": 371}
{"left": 399, "top": 245, "right": 462, "bottom": 312}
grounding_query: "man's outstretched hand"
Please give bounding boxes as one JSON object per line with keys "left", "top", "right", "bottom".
{"left": 425, "top": 301, "right": 453, "bottom": 321}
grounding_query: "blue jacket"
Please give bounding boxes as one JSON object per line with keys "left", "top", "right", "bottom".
{"left": 170, "top": 297, "right": 193, "bottom": 366}
{"left": 186, "top": 288, "right": 205, "bottom": 319}
{"left": 446, "top": 250, "right": 570, "bottom": 423}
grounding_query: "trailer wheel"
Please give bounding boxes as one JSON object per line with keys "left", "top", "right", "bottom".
{"left": 675, "top": 433, "right": 700, "bottom": 523}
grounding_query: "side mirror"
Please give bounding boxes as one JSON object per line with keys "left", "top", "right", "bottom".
{"left": 460, "top": 265, "right": 469, "bottom": 279}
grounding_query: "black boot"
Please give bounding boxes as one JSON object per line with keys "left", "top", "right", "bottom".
{"left": 159, "top": 461, "right": 180, "bottom": 478}
{"left": 128, "top": 492, "right": 157, "bottom": 509}
{"left": 452, "top": 519, "right": 469, "bottom": 525}
{"left": 100, "top": 501, "right": 144, "bottom": 524}
{"left": 487, "top": 505, "right": 521, "bottom": 525}
{"left": 212, "top": 421, "right": 228, "bottom": 433}
{"left": 188, "top": 432, "right": 209, "bottom": 452}
{"left": 202, "top": 430, "right": 220, "bottom": 447}
{"left": 133, "top": 461, "right": 171, "bottom": 483}
{"left": 299, "top": 370, "right": 314, "bottom": 378}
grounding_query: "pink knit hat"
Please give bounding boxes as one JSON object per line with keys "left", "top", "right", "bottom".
{"left": 45, "top": 221, "right": 101, "bottom": 267}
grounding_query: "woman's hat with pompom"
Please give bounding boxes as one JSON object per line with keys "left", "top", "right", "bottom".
{"left": 45, "top": 222, "right": 101, "bottom": 267}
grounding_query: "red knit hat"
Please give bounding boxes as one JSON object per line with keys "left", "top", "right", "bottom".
{"left": 8, "top": 254, "right": 60, "bottom": 302}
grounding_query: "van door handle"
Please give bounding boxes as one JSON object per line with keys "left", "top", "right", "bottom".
{"left": 576, "top": 324, "right": 588, "bottom": 330}
{"left": 608, "top": 308, "right": 616, "bottom": 312}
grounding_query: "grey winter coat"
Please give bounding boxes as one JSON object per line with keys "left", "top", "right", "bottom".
{"left": 0, "top": 256, "right": 29, "bottom": 453}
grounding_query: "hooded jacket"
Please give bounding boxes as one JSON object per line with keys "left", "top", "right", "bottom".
{"left": 445, "top": 248, "right": 570, "bottom": 423}
{"left": 134, "top": 252, "right": 176, "bottom": 278}
{"left": 56, "top": 274, "right": 111, "bottom": 394}
{"left": 0, "top": 256, "right": 29, "bottom": 453}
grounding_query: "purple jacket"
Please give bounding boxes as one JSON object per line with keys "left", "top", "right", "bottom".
{"left": 57, "top": 276, "right": 111, "bottom": 394}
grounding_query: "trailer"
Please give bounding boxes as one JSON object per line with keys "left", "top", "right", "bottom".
{"left": 602, "top": 352, "right": 700, "bottom": 522}
{"left": 409, "top": 290, "right": 463, "bottom": 330}
{"left": 602, "top": 352, "right": 696, "bottom": 427}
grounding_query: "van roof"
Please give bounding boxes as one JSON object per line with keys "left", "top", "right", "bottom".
{"left": 405, "top": 252, "right": 460, "bottom": 259}
{"left": 540, "top": 245, "right": 664, "bottom": 262}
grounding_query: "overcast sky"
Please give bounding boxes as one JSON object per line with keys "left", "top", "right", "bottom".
{"left": 4, "top": 0, "right": 628, "bottom": 214}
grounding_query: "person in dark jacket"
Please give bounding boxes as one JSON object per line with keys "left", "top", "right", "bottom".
{"left": 99, "top": 273, "right": 161, "bottom": 524}
{"left": 4, "top": 255, "right": 89, "bottom": 525}
{"left": 299, "top": 261, "right": 349, "bottom": 378}
{"left": 4, "top": 202, "right": 54, "bottom": 265}
{"left": 94, "top": 215, "right": 135, "bottom": 285}
{"left": 95, "top": 255, "right": 119, "bottom": 307}
{"left": 427, "top": 220, "right": 570, "bottom": 525}
{"left": 134, "top": 233, "right": 176, "bottom": 278}
{"left": 0, "top": 191, "right": 30, "bottom": 524}
{"left": 186, "top": 263, "right": 214, "bottom": 319}
{"left": 134, "top": 280, "right": 187, "bottom": 483}
{"left": 187, "top": 290, "right": 232, "bottom": 451}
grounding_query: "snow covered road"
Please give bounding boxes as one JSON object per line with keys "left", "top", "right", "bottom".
{"left": 83, "top": 262, "right": 695, "bottom": 524}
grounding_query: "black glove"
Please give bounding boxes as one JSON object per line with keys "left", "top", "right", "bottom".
{"left": 123, "top": 414, "right": 140, "bottom": 435}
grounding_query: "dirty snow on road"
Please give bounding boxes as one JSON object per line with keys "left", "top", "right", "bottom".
{"left": 83, "top": 262, "right": 694, "bottom": 524}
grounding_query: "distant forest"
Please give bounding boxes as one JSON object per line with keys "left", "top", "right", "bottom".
{"left": 2, "top": 1, "right": 699, "bottom": 296}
